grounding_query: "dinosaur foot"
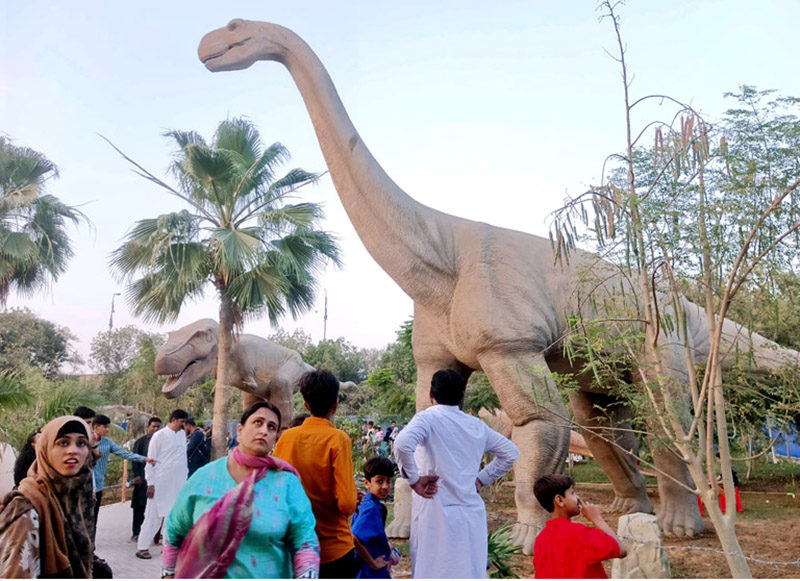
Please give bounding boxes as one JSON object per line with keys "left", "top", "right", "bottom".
{"left": 509, "top": 508, "right": 546, "bottom": 556}
{"left": 657, "top": 494, "right": 704, "bottom": 538}
{"left": 609, "top": 494, "right": 654, "bottom": 515}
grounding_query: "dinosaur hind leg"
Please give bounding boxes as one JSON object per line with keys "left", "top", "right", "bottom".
{"left": 479, "top": 351, "right": 571, "bottom": 556}
{"left": 569, "top": 389, "right": 653, "bottom": 514}
{"left": 241, "top": 391, "right": 265, "bottom": 410}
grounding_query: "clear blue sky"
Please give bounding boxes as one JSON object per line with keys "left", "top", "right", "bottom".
{"left": 2, "top": 1, "right": 799, "bottom": 369}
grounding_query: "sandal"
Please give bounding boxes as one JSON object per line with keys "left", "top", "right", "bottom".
{"left": 135, "top": 550, "right": 152, "bottom": 560}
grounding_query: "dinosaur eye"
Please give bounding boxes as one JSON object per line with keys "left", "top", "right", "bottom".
{"left": 228, "top": 22, "right": 238, "bottom": 32}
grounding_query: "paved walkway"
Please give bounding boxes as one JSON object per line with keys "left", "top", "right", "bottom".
{"left": 95, "top": 501, "right": 161, "bottom": 579}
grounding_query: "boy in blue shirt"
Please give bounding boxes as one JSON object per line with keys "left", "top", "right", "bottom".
{"left": 352, "top": 457, "right": 401, "bottom": 578}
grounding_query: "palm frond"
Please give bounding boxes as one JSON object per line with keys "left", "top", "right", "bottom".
{"left": 0, "top": 373, "right": 33, "bottom": 410}
{"left": 227, "top": 261, "right": 291, "bottom": 324}
{"left": 163, "top": 129, "right": 208, "bottom": 150}
{"left": 208, "top": 227, "right": 261, "bottom": 281}
{"left": 127, "top": 272, "right": 207, "bottom": 324}
{"left": 260, "top": 202, "right": 323, "bottom": 231}
{"left": 213, "top": 118, "right": 263, "bottom": 167}
{"left": 0, "top": 231, "right": 38, "bottom": 262}
{"left": 42, "top": 381, "right": 104, "bottom": 421}
{"left": 110, "top": 211, "right": 199, "bottom": 278}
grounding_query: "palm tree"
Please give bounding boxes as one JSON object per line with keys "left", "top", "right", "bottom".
{"left": 109, "top": 118, "right": 341, "bottom": 458}
{"left": 0, "top": 137, "right": 83, "bottom": 309}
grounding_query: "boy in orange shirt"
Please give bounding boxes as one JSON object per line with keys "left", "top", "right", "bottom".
{"left": 273, "top": 369, "right": 359, "bottom": 578}
{"left": 532, "top": 474, "right": 627, "bottom": 578}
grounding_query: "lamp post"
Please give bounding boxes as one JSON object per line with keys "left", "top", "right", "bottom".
{"left": 323, "top": 289, "right": 328, "bottom": 341}
{"left": 108, "top": 292, "right": 121, "bottom": 331}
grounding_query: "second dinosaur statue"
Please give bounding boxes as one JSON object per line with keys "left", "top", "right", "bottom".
{"left": 155, "top": 318, "right": 355, "bottom": 427}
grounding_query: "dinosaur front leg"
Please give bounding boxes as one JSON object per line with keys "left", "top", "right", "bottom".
{"left": 479, "top": 351, "right": 570, "bottom": 556}
{"left": 652, "top": 445, "right": 704, "bottom": 537}
{"left": 569, "top": 390, "right": 653, "bottom": 515}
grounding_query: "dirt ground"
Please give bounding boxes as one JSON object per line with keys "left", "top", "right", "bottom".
{"left": 390, "top": 481, "right": 800, "bottom": 579}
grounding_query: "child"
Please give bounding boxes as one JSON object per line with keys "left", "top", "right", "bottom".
{"left": 351, "top": 457, "right": 401, "bottom": 578}
{"left": 273, "top": 370, "right": 359, "bottom": 578}
{"left": 532, "top": 474, "right": 627, "bottom": 579}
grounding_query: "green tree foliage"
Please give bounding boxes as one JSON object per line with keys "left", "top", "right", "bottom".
{"left": 0, "top": 369, "right": 105, "bottom": 452}
{"left": 108, "top": 118, "right": 341, "bottom": 458}
{"left": 377, "top": 318, "right": 416, "bottom": 386}
{"left": 0, "top": 137, "right": 85, "bottom": 308}
{"left": 0, "top": 308, "right": 82, "bottom": 378}
{"left": 267, "top": 328, "right": 312, "bottom": 354}
{"left": 365, "top": 367, "right": 415, "bottom": 418}
{"left": 89, "top": 325, "right": 163, "bottom": 399}
{"left": 549, "top": 6, "right": 800, "bottom": 575}
{"left": 463, "top": 372, "right": 501, "bottom": 415}
{"left": 304, "top": 337, "right": 366, "bottom": 383}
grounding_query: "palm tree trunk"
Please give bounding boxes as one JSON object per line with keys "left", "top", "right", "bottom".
{"left": 211, "top": 298, "right": 234, "bottom": 459}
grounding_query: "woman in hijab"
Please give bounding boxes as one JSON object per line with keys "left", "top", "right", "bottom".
{"left": 0, "top": 416, "right": 95, "bottom": 578}
{"left": 162, "top": 401, "right": 319, "bottom": 579}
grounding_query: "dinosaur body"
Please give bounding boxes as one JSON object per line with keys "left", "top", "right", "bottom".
{"left": 197, "top": 21, "right": 800, "bottom": 553}
{"left": 155, "top": 319, "right": 355, "bottom": 425}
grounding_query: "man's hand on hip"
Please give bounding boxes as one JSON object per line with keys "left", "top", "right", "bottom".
{"left": 410, "top": 475, "right": 439, "bottom": 498}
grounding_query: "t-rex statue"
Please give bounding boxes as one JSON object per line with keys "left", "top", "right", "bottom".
{"left": 196, "top": 20, "right": 800, "bottom": 553}
{"left": 154, "top": 318, "right": 356, "bottom": 427}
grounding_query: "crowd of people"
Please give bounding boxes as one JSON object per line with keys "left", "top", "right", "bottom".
{"left": 0, "top": 367, "right": 638, "bottom": 579}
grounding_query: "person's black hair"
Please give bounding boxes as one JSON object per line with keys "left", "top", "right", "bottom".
{"left": 299, "top": 369, "right": 340, "bottom": 417}
{"left": 430, "top": 369, "right": 466, "bottom": 406}
{"left": 25, "top": 429, "right": 41, "bottom": 447}
{"left": 364, "top": 456, "right": 396, "bottom": 480}
{"left": 92, "top": 414, "right": 111, "bottom": 427}
{"left": 185, "top": 418, "right": 196, "bottom": 426}
{"left": 533, "top": 474, "right": 575, "bottom": 513}
{"left": 148, "top": 417, "right": 162, "bottom": 426}
{"left": 240, "top": 401, "right": 282, "bottom": 430}
{"left": 289, "top": 413, "right": 310, "bottom": 428}
{"left": 73, "top": 406, "right": 96, "bottom": 420}
{"left": 170, "top": 409, "right": 189, "bottom": 421}
{"left": 368, "top": 421, "right": 374, "bottom": 426}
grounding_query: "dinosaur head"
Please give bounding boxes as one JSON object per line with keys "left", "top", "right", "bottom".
{"left": 155, "top": 319, "right": 219, "bottom": 398}
{"left": 198, "top": 19, "right": 285, "bottom": 72}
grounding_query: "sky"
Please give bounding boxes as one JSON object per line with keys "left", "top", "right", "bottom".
{"left": 2, "top": 1, "right": 799, "bottom": 371}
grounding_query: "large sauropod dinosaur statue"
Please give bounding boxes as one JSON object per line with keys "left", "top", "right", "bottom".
{"left": 155, "top": 318, "right": 356, "bottom": 427}
{"left": 197, "top": 20, "right": 800, "bottom": 552}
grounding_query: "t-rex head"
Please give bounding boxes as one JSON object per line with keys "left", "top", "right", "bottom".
{"left": 198, "top": 19, "right": 286, "bottom": 72}
{"left": 155, "top": 318, "right": 219, "bottom": 398}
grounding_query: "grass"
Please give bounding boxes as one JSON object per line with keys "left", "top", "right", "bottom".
{"left": 569, "top": 455, "right": 798, "bottom": 488}
{"left": 570, "top": 460, "right": 610, "bottom": 483}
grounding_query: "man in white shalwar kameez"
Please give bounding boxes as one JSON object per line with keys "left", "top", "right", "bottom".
{"left": 135, "top": 409, "right": 189, "bottom": 559}
{"left": 394, "top": 370, "right": 520, "bottom": 579}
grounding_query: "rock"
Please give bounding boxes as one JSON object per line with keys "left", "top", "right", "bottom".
{"left": 612, "top": 512, "right": 671, "bottom": 579}
{"left": 385, "top": 477, "right": 412, "bottom": 538}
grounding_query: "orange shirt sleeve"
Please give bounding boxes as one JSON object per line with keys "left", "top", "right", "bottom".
{"left": 331, "top": 431, "right": 358, "bottom": 517}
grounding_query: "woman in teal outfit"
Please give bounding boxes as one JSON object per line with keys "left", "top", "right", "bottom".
{"left": 162, "top": 402, "right": 320, "bottom": 579}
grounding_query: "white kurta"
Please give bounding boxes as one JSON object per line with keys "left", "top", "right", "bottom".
{"left": 144, "top": 426, "right": 188, "bottom": 517}
{"left": 394, "top": 405, "right": 520, "bottom": 579}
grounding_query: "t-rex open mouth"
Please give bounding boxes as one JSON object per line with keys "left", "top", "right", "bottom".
{"left": 162, "top": 360, "right": 197, "bottom": 389}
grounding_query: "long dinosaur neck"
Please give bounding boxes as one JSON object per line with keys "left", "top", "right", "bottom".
{"left": 258, "top": 23, "right": 458, "bottom": 309}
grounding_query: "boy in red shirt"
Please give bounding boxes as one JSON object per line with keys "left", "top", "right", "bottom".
{"left": 532, "top": 474, "right": 627, "bottom": 578}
